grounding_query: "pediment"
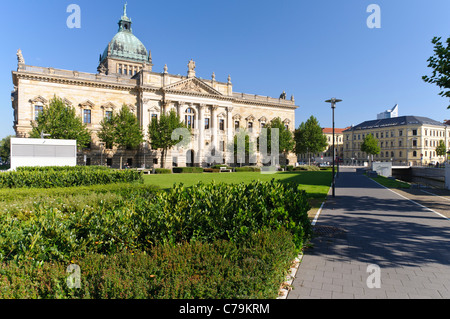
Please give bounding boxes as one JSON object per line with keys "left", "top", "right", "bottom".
{"left": 164, "top": 78, "right": 222, "bottom": 96}
{"left": 29, "top": 95, "right": 48, "bottom": 105}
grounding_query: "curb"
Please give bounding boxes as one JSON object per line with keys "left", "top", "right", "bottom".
{"left": 277, "top": 254, "right": 303, "bottom": 299}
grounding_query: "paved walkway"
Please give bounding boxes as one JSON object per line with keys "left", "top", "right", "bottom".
{"left": 288, "top": 167, "right": 450, "bottom": 299}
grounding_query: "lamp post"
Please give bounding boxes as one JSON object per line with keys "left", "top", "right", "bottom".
{"left": 325, "top": 98, "right": 342, "bottom": 198}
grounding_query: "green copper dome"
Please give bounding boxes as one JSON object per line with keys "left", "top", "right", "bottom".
{"left": 101, "top": 5, "right": 150, "bottom": 64}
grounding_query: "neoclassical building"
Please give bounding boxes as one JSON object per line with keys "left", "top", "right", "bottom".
{"left": 343, "top": 116, "right": 449, "bottom": 166}
{"left": 11, "top": 5, "right": 298, "bottom": 168}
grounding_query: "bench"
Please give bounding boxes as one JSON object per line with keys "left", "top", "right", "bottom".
{"left": 220, "top": 167, "right": 233, "bottom": 173}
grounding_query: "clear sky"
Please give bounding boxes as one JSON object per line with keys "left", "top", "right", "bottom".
{"left": 2, "top": 0, "right": 450, "bottom": 139}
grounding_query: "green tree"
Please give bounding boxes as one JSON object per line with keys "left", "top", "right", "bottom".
{"left": 259, "top": 117, "right": 295, "bottom": 165}
{"left": 0, "top": 135, "right": 12, "bottom": 162}
{"left": 148, "top": 109, "right": 189, "bottom": 168}
{"left": 294, "top": 116, "right": 328, "bottom": 165}
{"left": 29, "top": 96, "right": 91, "bottom": 149}
{"left": 422, "top": 36, "right": 450, "bottom": 109}
{"left": 436, "top": 140, "right": 447, "bottom": 158}
{"left": 360, "top": 134, "right": 381, "bottom": 164}
{"left": 98, "top": 105, "right": 143, "bottom": 150}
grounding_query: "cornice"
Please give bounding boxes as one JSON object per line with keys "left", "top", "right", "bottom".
{"left": 13, "top": 71, "right": 139, "bottom": 92}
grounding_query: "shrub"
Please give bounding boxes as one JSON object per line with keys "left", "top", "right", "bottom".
{"left": 0, "top": 229, "right": 296, "bottom": 299}
{"left": 294, "top": 165, "right": 320, "bottom": 171}
{"left": 0, "top": 167, "right": 143, "bottom": 189}
{"left": 154, "top": 168, "right": 171, "bottom": 174}
{"left": 234, "top": 166, "right": 261, "bottom": 172}
{"left": 172, "top": 167, "right": 204, "bottom": 174}
{"left": 203, "top": 168, "right": 220, "bottom": 173}
{"left": 0, "top": 180, "right": 311, "bottom": 264}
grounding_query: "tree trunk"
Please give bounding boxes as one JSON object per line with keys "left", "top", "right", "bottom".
{"left": 161, "top": 149, "right": 166, "bottom": 168}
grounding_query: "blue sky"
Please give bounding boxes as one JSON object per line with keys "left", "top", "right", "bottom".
{"left": 1, "top": 0, "right": 450, "bottom": 139}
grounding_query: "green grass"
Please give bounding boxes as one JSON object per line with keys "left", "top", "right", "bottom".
{"left": 144, "top": 170, "right": 332, "bottom": 200}
{"left": 370, "top": 175, "right": 411, "bottom": 189}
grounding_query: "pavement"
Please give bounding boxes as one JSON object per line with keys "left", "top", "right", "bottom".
{"left": 287, "top": 167, "right": 450, "bottom": 299}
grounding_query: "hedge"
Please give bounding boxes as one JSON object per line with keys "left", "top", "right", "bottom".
{"left": 0, "top": 166, "right": 143, "bottom": 189}
{"left": 0, "top": 180, "right": 311, "bottom": 263}
{"left": 235, "top": 166, "right": 261, "bottom": 172}
{"left": 0, "top": 229, "right": 296, "bottom": 299}
{"left": 154, "top": 168, "right": 172, "bottom": 174}
{"left": 172, "top": 167, "right": 204, "bottom": 173}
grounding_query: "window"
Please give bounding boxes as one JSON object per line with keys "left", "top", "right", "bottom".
{"left": 234, "top": 121, "right": 240, "bottom": 130}
{"left": 261, "top": 122, "right": 266, "bottom": 129}
{"left": 34, "top": 105, "right": 44, "bottom": 120}
{"left": 248, "top": 122, "right": 253, "bottom": 132}
{"left": 399, "top": 140, "right": 402, "bottom": 147}
{"left": 205, "top": 118, "right": 210, "bottom": 130}
{"left": 391, "top": 152, "right": 394, "bottom": 158}
{"left": 151, "top": 113, "right": 158, "bottom": 122}
{"left": 376, "top": 133, "right": 379, "bottom": 138}
{"left": 381, "top": 132, "right": 384, "bottom": 138}
{"left": 83, "top": 109, "right": 91, "bottom": 124}
{"left": 219, "top": 119, "right": 225, "bottom": 131}
{"left": 118, "top": 65, "right": 123, "bottom": 74}
{"left": 412, "top": 140, "right": 417, "bottom": 147}
{"left": 399, "top": 151, "right": 402, "bottom": 157}
{"left": 105, "top": 111, "right": 113, "bottom": 120}
{"left": 185, "top": 108, "right": 195, "bottom": 129}
{"left": 413, "top": 151, "right": 417, "bottom": 157}
{"left": 412, "top": 129, "right": 417, "bottom": 136}
{"left": 399, "top": 130, "right": 403, "bottom": 136}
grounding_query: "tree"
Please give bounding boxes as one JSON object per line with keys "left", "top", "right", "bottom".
{"left": 29, "top": 96, "right": 91, "bottom": 149}
{"left": 259, "top": 117, "right": 295, "bottom": 165}
{"left": 0, "top": 136, "right": 12, "bottom": 162}
{"left": 294, "top": 116, "right": 328, "bottom": 165}
{"left": 436, "top": 140, "right": 447, "bottom": 158}
{"left": 360, "top": 134, "right": 381, "bottom": 164}
{"left": 98, "top": 104, "right": 143, "bottom": 150}
{"left": 422, "top": 36, "right": 450, "bottom": 109}
{"left": 148, "top": 109, "right": 189, "bottom": 168}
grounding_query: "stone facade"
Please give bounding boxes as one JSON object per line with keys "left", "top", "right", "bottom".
{"left": 11, "top": 6, "right": 298, "bottom": 168}
{"left": 343, "top": 116, "right": 450, "bottom": 166}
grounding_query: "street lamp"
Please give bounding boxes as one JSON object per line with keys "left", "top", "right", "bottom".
{"left": 325, "top": 98, "right": 342, "bottom": 198}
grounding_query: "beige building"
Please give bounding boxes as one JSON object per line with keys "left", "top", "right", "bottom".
{"left": 343, "top": 116, "right": 450, "bottom": 166}
{"left": 11, "top": 6, "right": 298, "bottom": 168}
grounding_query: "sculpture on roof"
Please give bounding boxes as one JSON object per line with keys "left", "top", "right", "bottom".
{"left": 280, "top": 91, "right": 287, "bottom": 99}
{"left": 17, "top": 49, "right": 25, "bottom": 65}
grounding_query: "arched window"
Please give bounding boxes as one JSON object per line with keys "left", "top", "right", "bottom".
{"left": 185, "top": 108, "right": 195, "bottom": 129}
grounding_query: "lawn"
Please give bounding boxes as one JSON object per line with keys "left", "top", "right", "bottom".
{"left": 370, "top": 175, "right": 411, "bottom": 189}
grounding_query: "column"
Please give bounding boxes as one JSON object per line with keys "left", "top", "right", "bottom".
{"left": 226, "top": 107, "right": 234, "bottom": 164}
{"left": 198, "top": 104, "right": 206, "bottom": 167}
{"left": 211, "top": 105, "right": 219, "bottom": 153}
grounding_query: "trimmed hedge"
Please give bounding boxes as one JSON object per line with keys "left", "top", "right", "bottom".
{"left": 0, "top": 229, "right": 296, "bottom": 299}
{"left": 172, "top": 167, "right": 204, "bottom": 173}
{"left": 294, "top": 165, "right": 320, "bottom": 171}
{"left": 235, "top": 166, "right": 261, "bottom": 172}
{"left": 0, "top": 166, "right": 143, "bottom": 189}
{"left": 0, "top": 180, "right": 311, "bottom": 263}
{"left": 154, "top": 168, "right": 172, "bottom": 174}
